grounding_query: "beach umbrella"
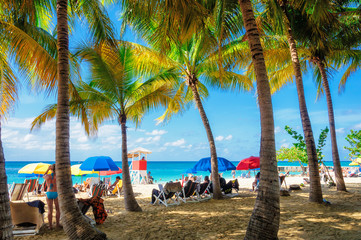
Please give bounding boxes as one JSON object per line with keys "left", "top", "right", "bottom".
{"left": 18, "top": 163, "right": 51, "bottom": 175}
{"left": 71, "top": 164, "right": 94, "bottom": 176}
{"left": 236, "top": 156, "right": 260, "bottom": 170}
{"left": 192, "top": 157, "right": 236, "bottom": 172}
{"left": 349, "top": 158, "right": 361, "bottom": 166}
{"left": 98, "top": 167, "right": 122, "bottom": 176}
{"left": 80, "top": 156, "right": 119, "bottom": 171}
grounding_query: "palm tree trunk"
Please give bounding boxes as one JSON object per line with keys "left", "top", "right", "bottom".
{"left": 120, "top": 114, "right": 142, "bottom": 212}
{"left": 315, "top": 60, "right": 346, "bottom": 192}
{"left": 188, "top": 76, "right": 222, "bottom": 200}
{"left": 56, "top": 1, "right": 107, "bottom": 239}
{"left": 0, "top": 121, "right": 13, "bottom": 240}
{"left": 239, "top": 0, "right": 280, "bottom": 239}
{"left": 283, "top": 17, "right": 323, "bottom": 202}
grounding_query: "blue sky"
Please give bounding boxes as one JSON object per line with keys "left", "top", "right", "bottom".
{"left": 2, "top": 5, "right": 361, "bottom": 163}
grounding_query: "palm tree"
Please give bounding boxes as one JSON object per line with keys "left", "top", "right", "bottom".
{"left": 259, "top": 0, "right": 324, "bottom": 202}
{"left": 0, "top": 52, "right": 18, "bottom": 240}
{"left": 238, "top": 0, "right": 280, "bottom": 239}
{"left": 122, "top": 0, "right": 249, "bottom": 199}
{"left": 54, "top": 0, "right": 109, "bottom": 238}
{"left": 33, "top": 41, "right": 177, "bottom": 211}
{"left": 265, "top": 1, "right": 361, "bottom": 192}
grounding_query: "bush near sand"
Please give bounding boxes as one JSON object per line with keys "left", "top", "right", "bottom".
{"left": 17, "top": 178, "right": 361, "bottom": 240}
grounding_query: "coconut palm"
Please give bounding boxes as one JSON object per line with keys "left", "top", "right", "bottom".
{"left": 32, "top": 41, "right": 177, "bottom": 211}
{"left": 121, "top": 0, "right": 249, "bottom": 199}
{"left": 264, "top": 1, "right": 361, "bottom": 192}
{"left": 256, "top": 0, "right": 324, "bottom": 202}
{"left": 0, "top": 51, "right": 19, "bottom": 240}
{"left": 238, "top": 0, "right": 280, "bottom": 239}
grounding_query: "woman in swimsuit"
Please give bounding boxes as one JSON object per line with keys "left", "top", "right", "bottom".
{"left": 44, "top": 164, "right": 61, "bottom": 229}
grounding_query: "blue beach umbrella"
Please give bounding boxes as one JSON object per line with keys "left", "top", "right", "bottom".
{"left": 192, "top": 157, "right": 236, "bottom": 172}
{"left": 80, "top": 156, "right": 119, "bottom": 171}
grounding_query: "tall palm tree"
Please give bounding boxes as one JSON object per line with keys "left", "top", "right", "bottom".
{"left": 0, "top": 52, "right": 18, "bottom": 240}
{"left": 259, "top": 0, "right": 323, "bottom": 202}
{"left": 32, "top": 41, "right": 177, "bottom": 211}
{"left": 121, "top": 0, "right": 249, "bottom": 199}
{"left": 238, "top": 0, "right": 280, "bottom": 239}
{"left": 54, "top": 0, "right": 109, "bottom": 238}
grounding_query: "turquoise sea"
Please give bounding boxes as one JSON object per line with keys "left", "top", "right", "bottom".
{"left": 5, "top": 160, "right": 354, "bottom": 185}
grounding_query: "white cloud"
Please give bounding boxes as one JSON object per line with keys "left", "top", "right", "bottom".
{"left": 215, "top": 136, "right": 224, "bottom": 141}
{"left": 225, "top": 135, "right": 233, "bottom": 140}
{"left": 146, "top": 130, "right": 167, "bottom": 136}
{"left": 354, "top": 123, "right": 361, "bottom": 130}
{"left": 164, "top": 139, "right": 185, "bottom": 147}
{"left": 216, "top": 135, "right": 232, "bottom": 141}
{"left": 274, "top": 126, "right": 282, "bottom": 134}
{"left": 336, "top": 128, "right": 345, "bottom": 134}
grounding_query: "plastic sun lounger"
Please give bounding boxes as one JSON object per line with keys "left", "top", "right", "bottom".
{"left": 196, "top": 181, "right": 212, "bottom": 201}
{"left": 153, "top": 182, "right": 182, "bottom": 207}
{"left": 179, "top": 181, "right": 199, "bottom": 203}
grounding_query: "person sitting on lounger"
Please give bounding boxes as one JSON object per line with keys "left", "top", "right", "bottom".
{"left": 109, "top": 176, "right": 121, "bottom": 191}
{"left": 252, "top": 172, "right": 260, "bottom": 191}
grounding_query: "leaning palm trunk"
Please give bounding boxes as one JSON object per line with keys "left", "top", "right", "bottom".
{"left": 56, "top": 1, "right": 107, "bottom": 239}
{"left": 120, "top": 114, "right": 142, "bottom": 211}
{"left": 0, "top": 122, "right": 13, "bottom": 240}
{"left": 188, "top": 76, "right": 222, "bottom": 199}
{"left": 283, "top": 18, "right": 323, "bottom": 202}
{"left": 315, "top": 60, "right": 346, "bottom": 192}
{"left": 239, "top": 0, "right": 280, "bottom": 239}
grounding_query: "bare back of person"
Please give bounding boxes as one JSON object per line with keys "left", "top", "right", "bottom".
{"left": 43, "top": 164, "right": 61, "bottom": 229}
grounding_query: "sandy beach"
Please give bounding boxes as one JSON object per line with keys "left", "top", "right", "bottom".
{"left": 15, "top": 177, "right": 361, "bottom": 240}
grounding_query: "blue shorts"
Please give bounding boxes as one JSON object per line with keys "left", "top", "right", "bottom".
{"left": 46, "top": 192, "right": 58, "bottom": 199}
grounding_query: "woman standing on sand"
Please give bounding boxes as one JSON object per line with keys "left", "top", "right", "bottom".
{"left": 43, "top": 164, "right": 61, "bottom": 229}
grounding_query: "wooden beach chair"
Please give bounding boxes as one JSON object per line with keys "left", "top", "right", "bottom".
{"left": 152, "top": 182, "right": 182, "bottom": 207}
{"left": 10, "top": 183, "right": 29, "bottom": 202}
{"left": 10, "top": 201, "right": 44, "bottom": 236}
{"left": 179, "top": 181, "right": 198, "bottom": 203}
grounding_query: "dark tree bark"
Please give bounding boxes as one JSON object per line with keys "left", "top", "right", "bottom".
{"left": 56, "top": 0, "right": 107, "bottom": 238}
{"left": 0, "top": 121, "right": 13, "bottom": 240}
{"left": 279, "top": 3, "right": 323, "bottom": 202}
{"left": 120, "top": 114, "right": 142, "bottom": 211}
{"left": 188, "top": 75, "right": 222, "bottom": 200}
{"left": 315, "top": 60, "right": 346, "bottom": 192}
{"left": 239, "top": 0, "right": 280, "bottom": 239}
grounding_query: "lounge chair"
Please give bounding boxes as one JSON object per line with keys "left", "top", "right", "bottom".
{"left": 112, "top": 180, "right": 123, "bottom": 197}
{"left": 103, "top": 177, "right": 111, "bottom": 196}
{"left": 152, "top": 182, "right": 182, "bottom": 207}
{"left": 196, "top": 181, "right": 212, "bottom": 201}
{"left": 25, "top": 179, "right": 38, "bottom": 198}
{"left": 10, "top": 183, "right": 29, "bottom": 202}
{"left": 179, "top": 181, "right": 198, "bottom": 203}
{"left": 90, "top": 183, "right": 106, "bottom": 198}
{"left": 10, "top": 201, "right": 44, "bottom": 236}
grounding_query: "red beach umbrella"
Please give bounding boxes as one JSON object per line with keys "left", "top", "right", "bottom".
{"left": 236, "top": 156, "right": 260, "bottom": 170}
{"left": 98, "top": 167, "right": 122, "bottom": 176}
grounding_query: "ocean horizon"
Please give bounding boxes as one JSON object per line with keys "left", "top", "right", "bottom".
{"left": 5, "top": 160, "right": 355, "bottom": 185}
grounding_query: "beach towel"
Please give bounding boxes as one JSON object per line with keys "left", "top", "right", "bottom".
{"left": 78, "top": 197, "right": 107, "bottom": 225}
